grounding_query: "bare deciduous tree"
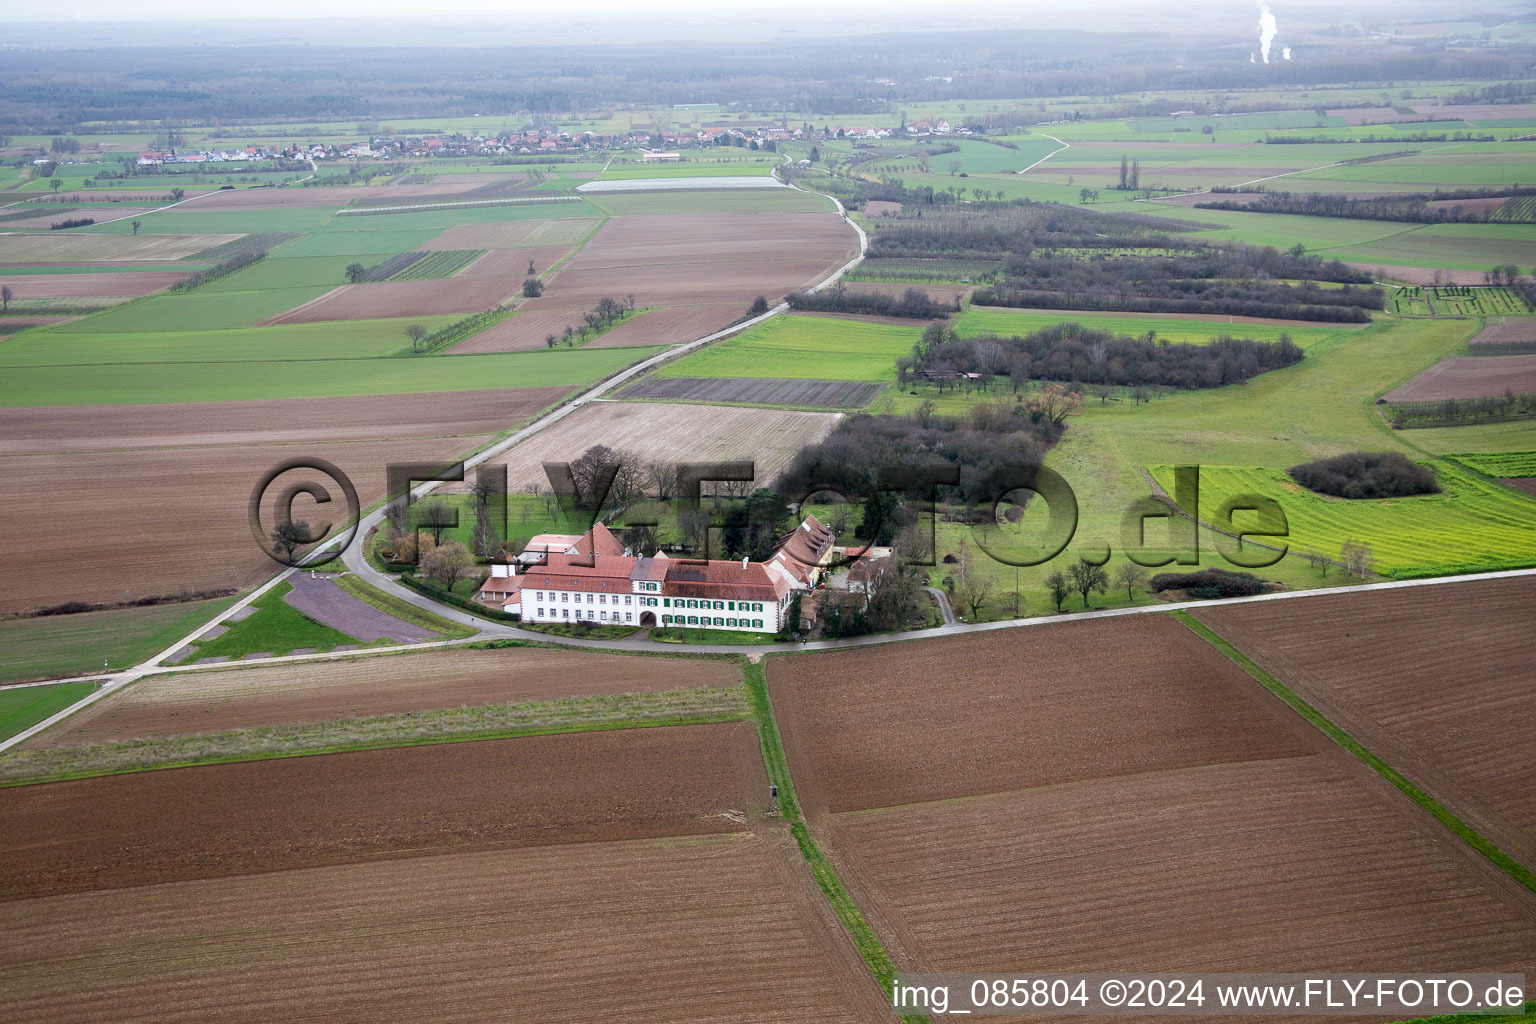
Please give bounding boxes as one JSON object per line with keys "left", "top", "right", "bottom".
{"left": 1340, "top": 539, "right": 1374, "bottom": 579}
{"left": 421, "top": 541, "right": 474, "bottom": 591}
{"left": 1113, "top": 562, "right": 1149, "bottom": 602}
{"left": 1067, "top": 557, "right": 1109, "bottom": 608}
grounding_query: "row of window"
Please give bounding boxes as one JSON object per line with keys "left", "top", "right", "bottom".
{"left": 536, "top": 609, "right": 635, "bottom": 623}
{"left": 534, "top": 591, "right": 632, "bottom": 605}
{"left": 658, "top": 598, "right": 764, "bottom": 612}
{"left": 662, "top": 614, "right": 765, "bottom": 629}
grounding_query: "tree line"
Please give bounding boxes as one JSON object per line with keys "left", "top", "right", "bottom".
{"left": 784, "top": 284, "right": 958, "bottom": 320}
{"left": 1384, "top": 392, "right": 1536, "bottom": 429}
{"left": 1197, "top": 191, "right": 1529, "bottom": 225}
{"left": 904, "top": 322, "right": 1304, "bottom": 391}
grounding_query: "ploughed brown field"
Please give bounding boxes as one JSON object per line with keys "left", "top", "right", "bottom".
{"left": 769, "top": 615, "right": 1536, "bottom": 1021}
{"left": 581, "top": 303, "right": 742, "bottom": 348}
{"left": 474, "top": 401, "right": 841, "bottom": 493}
{"left": 0, "top": 271, "right": 194, "bottom": 299}
{"left": 1471, "top": 316, "right": 1536, "bottom": 347}
{"left": 1384, "top": 353, "right": 1536, "bottom": 402}
{"left": 534, "top": 211, "right": 857, "bottom": 311}
{"left": 1349, "top": 263, "right": 1491, "bottom": 286}
{"left": 29, "top": 646, "right": 740, "bottom": 747}
{"left": 537, "top": 259, "right": 839, "bottom": 309}
{"left": 0, "top": 722, "right": 767, "bottom": 898}
{"left": 0, "top": 830, "right": 889, "bottom": 1024}
{"left": 448, "top": 302, "right": 742, "bottom": 353}
{"left": 768, "top": 615, "right": 1307, "bottom": 815}
{"left": 2, "top": 435, "right": 491, "bottom": 614}
{"left": 822, "top": 757, "right": 1536, "bottom": 1023}
{"left": 455, "top": 245, "right": 574, "bottom": 278}
{"left": 263, "top": 276, "right": 517, "bottom": 324}
{"left": 1, "top": 387, "right": 565, "bottom": 614}
{"left": 558, "top": 213, "right": 855, "bottom": 272}
{"left": 1198, "top": 577, "right": 1536, "bottom": 866}
{"left": 0, "top": 387, "right": 567, "bottom": 456}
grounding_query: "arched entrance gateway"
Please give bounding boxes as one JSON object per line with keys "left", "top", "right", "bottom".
{"left": 639, "top": 611, "right": 657, "bottom": 627}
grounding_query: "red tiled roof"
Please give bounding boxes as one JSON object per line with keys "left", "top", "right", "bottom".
{"left": 664, "top": 560, "right": 776, "bottom": 601}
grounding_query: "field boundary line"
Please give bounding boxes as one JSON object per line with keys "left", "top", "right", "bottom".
{"left": 745, "top": 658, "right": 927, "bottom": 1024}
{"left": 1174, "top": 610, "right": 1536, "bottom": 895}
{"left": 1016, "top": 132, "right": 1069, "bottom": 175}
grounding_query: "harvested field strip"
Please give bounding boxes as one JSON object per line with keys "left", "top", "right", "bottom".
{"left": 0, "top": 723, "right": 769, "bottom": 899}
{"left": 188, "top": 233, "right": 299, "bottom": 261}
{"left": 389, "top": 248, "right": 485, "bottom": 280}
{"left": 1176, "top": 612, "right": 1536, "bottom": 894}
{"left": 0, "top": 686, "right": 749, "bottom": 787}
{"left": 0, "top": 682, "right": 98, "bottom": 743}
{"left": 620, "top": 376, "right": 885, "bottom": 408}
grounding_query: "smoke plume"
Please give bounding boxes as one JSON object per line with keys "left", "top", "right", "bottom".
{"left": 1257, "top": 1, "right": 1278, "bottom": 63}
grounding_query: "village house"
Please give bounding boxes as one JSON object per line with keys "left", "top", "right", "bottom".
{"left": 477, "top": 516, "right": 835, "bottom": 633}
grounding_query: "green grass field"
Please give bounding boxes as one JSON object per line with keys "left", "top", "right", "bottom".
{"left": 656, "top": 314, "right": 920, "bottom": 382}
{"left": 51, "top": 286, "right": 334, "bottom": 333}
{"left": 956, "top": 306, "right": 1356, "bottom": 348}
{"left": 0, "top": 597, "right": 238, "bottom": 683}
{"left": 1149, "top": 463, "right": 1536, "bottom": 577}
{"left": 1448, "top": 450, "right": 1536, "bottom": 477}
{"left": 1, "top": 346, "right": 656, "bottom": 405}
{"left": 176, "top": 582, "right": 362, "bottom": 663}
{"left": 0, "top": 682, "right": 99, "bottom": 742}
{"left": 0, "top": 315, "right": 465, "bottom": 365}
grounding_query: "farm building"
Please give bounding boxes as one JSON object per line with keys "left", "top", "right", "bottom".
{"left": 478, "top": 517, "right": 836, "bottom": 632}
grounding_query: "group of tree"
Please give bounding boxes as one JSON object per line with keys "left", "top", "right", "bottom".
{"left": 49, "top": 216, "right": 95, "bottom": 230}
{"left": 775, "top": 389, "right": 1069, "bottom": 508}
{"left": 543, "top": 295, "right": 637, "bottom": 347}
{"left": 973, "top": 245, "right": 1382, "bottom": 322}
{"left": 1287, "top": 451, "right": 1440, "bottom": 499}
{"left": 168, "top": 250, "right": 266, "bottom": 293}
{"left": 1114, "top": 154, "right": 1141, "bottom": 191}
{"left": 905, "top": 321, "right": 1304, "bottom": 391}
{"left": 1197, "top": 191, "right": 1524, "bottom": 225}
{"left": 1385, "top": 391, "right": 1536, "bottom": 429}
{"left": 784, "top": 283, "right": 957, "bottom": 320}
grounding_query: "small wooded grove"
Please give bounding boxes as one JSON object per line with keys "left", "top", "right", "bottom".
{"left": 973, "top": 247, "right": 1382, "bottom": 322}
{"left": 785, "top": 284, "right": 957, "bottom": 319}
{"left": 774, "top": 396, "right": 1069, "bottom": 506}
{"left": 1287, "top": 451, "right": 1441, "bottom": 499}
{"left": 903, "top": 323, "right": 1304, "bottom": 390}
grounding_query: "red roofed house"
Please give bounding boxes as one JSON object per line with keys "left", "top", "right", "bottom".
{"left": 478, "top": 517, "right": 828, "bottom": 632}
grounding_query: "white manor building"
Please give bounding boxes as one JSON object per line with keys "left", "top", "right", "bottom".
{"left": 478, "top": 518, "right": 835, "bottom": 633}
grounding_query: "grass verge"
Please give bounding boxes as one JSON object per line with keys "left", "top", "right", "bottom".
{"left": 332, "top": 573, "right": 475, "bottom": 639}
{"left": 517, "top": 622, "right": 639, "bottom": 640}
{"left": 1175, "top": 610, "right": 1536, "bottom": 895}
{"left": 652, "top": 626, "right": 781, "bottom": 645}
{"left": 0, "top": 681, "right": 98, "bottom": 742}
{"left": 744, "top": 659, "right": 926, "bottom": 1023}
{"left": 0, "top": 686, "right": 748, "bottom": 787}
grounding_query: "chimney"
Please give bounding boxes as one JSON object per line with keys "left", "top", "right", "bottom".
{"left": 742, "top": 556, "right": 749, "bottom": 567}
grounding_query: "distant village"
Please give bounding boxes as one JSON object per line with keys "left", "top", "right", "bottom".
{"left": 121, "top": 118, "right": 970, "bottom": 167}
